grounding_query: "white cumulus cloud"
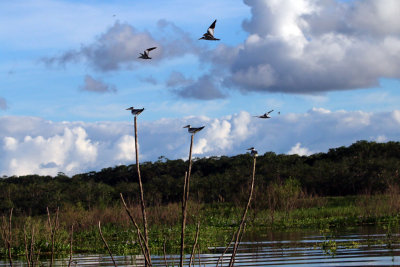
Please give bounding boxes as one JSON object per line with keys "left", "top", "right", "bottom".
{"left": 215, "top": 0, "right": 400, "bottom": 94}
{"left": 1, "top": 109, "right": 400, "bottom": 176}
{"left": 287, "top": 142, "right": 313, "bottom": 156}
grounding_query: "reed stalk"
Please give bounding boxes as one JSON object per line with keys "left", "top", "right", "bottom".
{"left": 163, "top": 238, "right": 168, "bottom": 267}
{"left": 120, "top": 193, "right": 151, "bottom": 265}
{"left": 1, "top": 208, "right": 14, "bottom": 267}
{"left": 180, "top": 132, "right": 194, "bottom": 266}
{"left": 30, "top": 225, "right": 39, "bottom": 267}
{"left": 228, "top": 156, "right": 257, "bottom": 267}
{"left": 216, "top": 230, "right": 236, "bottom": 266}
{"left": 98, "top": 221, "right": 117, "bottom": 267}
{"left": 68, "top": 224, "right": 74, "bottom": 267}
{"left": 47, "top": 207, "right": 59, "bottom": 267}
{"left": 23, "top": 225, "right": 30, "bottom": 267}
{"left": 189, "top": 221, "right": 200, "bottom": 267}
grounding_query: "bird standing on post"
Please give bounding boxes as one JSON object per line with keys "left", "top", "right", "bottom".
{"left": 247, "top": 147, "right": 258, "bottom": 157}
{"left": 183, "top": 125, "right": 205, "bottom": 134}
{"left": 126, "top": 107, "right": 144, "bottom": 116}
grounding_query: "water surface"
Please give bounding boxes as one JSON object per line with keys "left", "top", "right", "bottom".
{"left": 1, "top": 227, "right": 399, "bottom": 266}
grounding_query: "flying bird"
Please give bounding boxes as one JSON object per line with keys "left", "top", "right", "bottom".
{"left": 138, "top": 47, "right": 157, "bottom": 59}
{"left": 126, "top": 107, "right": 144, "bottom": 115}
{"left": 199, "top": 20, "right": 220, "bottom": 41}
{"left": 247, "top": 147, "right": 258, "bottom": 157}
{"left": 254, "top": 110, "right": 274, "bottom": 119}
{"left": 183, "top": 125, "right": 205, "bottom": 134}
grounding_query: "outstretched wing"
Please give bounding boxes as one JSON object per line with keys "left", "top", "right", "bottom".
{"left": 266, "top": 109, "right": 274, "bottom": 115}
{"left": 207, "top": 20, "right": 217, "bottom": 36}
{"left": 145, "top": 47, "right": 157, "bottom": 54}
{"left": 144, "top": 47, "right": 156, "bottom": 57}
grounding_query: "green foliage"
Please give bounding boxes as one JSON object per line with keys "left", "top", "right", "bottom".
{"left": 1, "top": 141, "right": 399, "bottom": 216}
{"left": 267, "top": 177, "right": 302, "bottom": 212}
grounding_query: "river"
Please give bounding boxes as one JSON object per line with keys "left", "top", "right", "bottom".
{"left": 1, "top": 226, "right": 399, "bottom": 266}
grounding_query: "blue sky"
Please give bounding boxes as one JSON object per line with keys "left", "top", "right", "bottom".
{"left": 1, "top": 0, "right": 400, "bottom": 176}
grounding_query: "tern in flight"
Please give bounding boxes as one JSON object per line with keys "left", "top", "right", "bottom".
{"left": 254, "top": 110, "right": 274, "bottom": 119}
{"left": 138, "top": 47, "right": 157, "bottom": 59}
{"left": 183, "top": 125, "right": 205, "bottom": 134}
{"left": 126, "top": 107, "right": 144, "bottom": 116}
{"left": 247, "top": 147, "right": 258, "bottom": 158}
{"left": 199, "top": 20, "right": 220, "bottom": 41}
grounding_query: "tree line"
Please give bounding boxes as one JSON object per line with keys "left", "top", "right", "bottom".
{"left": 1, "top": 140, "right": 399, "bottom": 216}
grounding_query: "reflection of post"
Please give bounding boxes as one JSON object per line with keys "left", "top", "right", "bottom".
{"left": 229, "top": 155, "right": 257, "bottom": 267}
{"left": 134, "top": 115, "right": 151, "bottom": 266}
{"left": 180, "top": 134, "right": 194, "bottom": 267}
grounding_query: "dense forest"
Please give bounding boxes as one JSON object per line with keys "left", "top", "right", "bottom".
{"left": 1, "top": 140, "right": 399, "bottom": 216}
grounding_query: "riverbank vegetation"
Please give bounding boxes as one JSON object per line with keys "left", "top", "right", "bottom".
{"left": 1, "top": 140, "right": 400, "bottom": 260}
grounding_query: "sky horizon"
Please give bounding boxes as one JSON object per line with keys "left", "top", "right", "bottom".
{"left": 1, "top": 0, "right": 400, "bottom": 177}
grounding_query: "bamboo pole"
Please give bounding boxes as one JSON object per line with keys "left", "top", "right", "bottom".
{"left": 134, "top": 115, "right": 151, "bottom": 266}
{"left": 228, "top": 156, "right": 257, "bottom": 267}
{"left": 180, "top": 133, "right": 194, "bottom": 266}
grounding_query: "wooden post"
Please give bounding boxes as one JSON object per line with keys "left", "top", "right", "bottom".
{"left": 134, "top": 115, "right": 151, "bottom": 266}
{"left": 180, "top": 134, "right": 194, "bottom": 267}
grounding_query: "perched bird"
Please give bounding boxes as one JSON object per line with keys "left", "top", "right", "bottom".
{"left": 199, "top": 20, "right": 220, "bottom": 41}
{"left": 138, "top": 47, "right": 157, "bottom": 59}
{"left": 183, "top": 125, "right": 205, "bottom": 134}
{"left": 254, "top": 110, "right": 274, "bottom": 119}
{"left": 126, "top": 107, "right": 144, "bottom": 115}
{"left": 247, "top": 147, "right": 258, "bottom": 157}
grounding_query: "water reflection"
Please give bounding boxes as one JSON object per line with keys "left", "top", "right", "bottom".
{"left": 1, "top": 227, "right": 399, "bottom": 266}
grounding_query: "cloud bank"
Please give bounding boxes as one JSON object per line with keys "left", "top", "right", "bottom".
{"left": 1, "top": 108, "right": 399, "bottom": 176}
{"left": 219, "top": 0, "right": 400, "bottom": 94}
{"left": 42, "top": 20, "right": 199, "bottom": 72}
